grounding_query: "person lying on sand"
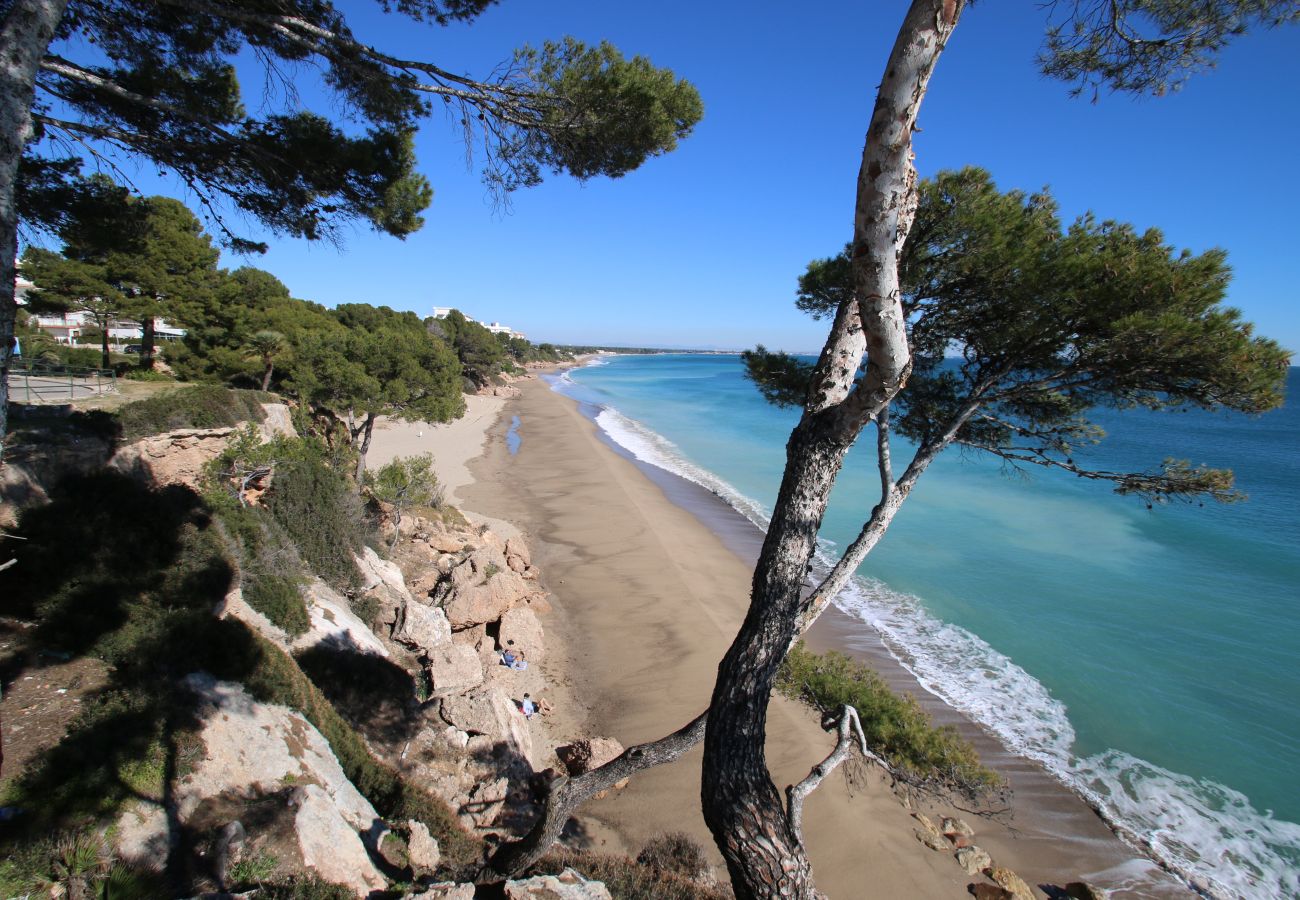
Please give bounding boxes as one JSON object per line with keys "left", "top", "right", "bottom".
{"left": 501, "top": 642, "right": 528, "bottom": 670}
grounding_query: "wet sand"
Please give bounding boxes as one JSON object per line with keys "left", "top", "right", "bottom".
{"left": 461, "top": 374, "right": 1190, "bottom": 898}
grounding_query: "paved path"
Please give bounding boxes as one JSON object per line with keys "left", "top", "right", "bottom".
{"left": 8, "top": 372, "right": 115, "bottom": 403}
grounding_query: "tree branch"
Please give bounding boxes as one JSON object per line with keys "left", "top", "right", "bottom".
{"left": 785, "top": 704, "right": 878, "bottom": 845}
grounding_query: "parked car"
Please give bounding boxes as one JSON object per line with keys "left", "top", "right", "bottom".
{"left": 123, "top": 344, "right": 142, "bottom": 353}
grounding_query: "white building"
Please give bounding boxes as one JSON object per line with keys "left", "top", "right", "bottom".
{"left": 430, "top": 306, "right": 525, "bottom": 340}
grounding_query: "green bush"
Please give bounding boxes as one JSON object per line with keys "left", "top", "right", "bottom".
{"left": 115, "top": 384, "right": 270, "bottom": 441}
{"left": 636, "top": 832, "right": 710, "bottom": 881}
{"left": 245, "top": 574, "right": 310, "bottom": 636}
{"left": 258, "top": 874, "right": 356, "bottom": 900}
{"left": 122, "top": 367, "right": 175, "bottom": 382}
{"left": 776, "top": 643, "right": 1000, "bottom": 795}
{"left": 265, "top": 447, "right": 364, "bottom": 592}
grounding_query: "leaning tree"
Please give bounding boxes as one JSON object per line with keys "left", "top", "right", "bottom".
{"left": 0, "top": 0, "right": 703, "bottom": 453}
{"left": 481, "top": 1, "right": 1295, "bottom": 895}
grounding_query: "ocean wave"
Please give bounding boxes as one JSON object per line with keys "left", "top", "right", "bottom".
{"left": 578, "top": 391, "right": 1300, "bottom": 899}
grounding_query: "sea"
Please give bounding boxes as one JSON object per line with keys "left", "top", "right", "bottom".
{"left": 550, "top": 353, "right": 1300, "bottom": 900}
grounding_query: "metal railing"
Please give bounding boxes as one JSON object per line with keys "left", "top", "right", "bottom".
{"left": 7, "top": 361, "right": 118, "bottom": 404}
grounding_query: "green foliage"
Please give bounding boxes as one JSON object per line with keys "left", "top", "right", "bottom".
{"left": 264, "top": 445, "right": 366, "bottom": 592}
{"left": 0, "top": 829, "right": 164, "bottom": 900}
{"left": 115, "top": 384, "right": 269, "bottom": 441}
{"left": 258, "top": 874, "right": 358, "bottom": 900}
{"left": 228, "top": 851, "right": 279, "bottom": 886}
{"left": 366, "top": 453, "right": 441, "bottom": 547}
{"left": 739, "top": 345, "right": 814, "bottom": 409}
{"left": 122, "top": 367, "right": 175, "bottom": 382}
{"left": 747, "top": 167, "right": 1289, "bottom": 503}
{"left": 777, "top": 643, "right": 1000, "bottom": 796}
{"left": 536, "top": 850, "right": 731, "bottom": 900}
{"left": 432, "top": 309, "right": 507, "bottom": 387}
{"left": 1039, "top": 1, "right": 1300, "bottom": 97}
{"left": 0, "top": 469, "right": 478, "bottom": 876}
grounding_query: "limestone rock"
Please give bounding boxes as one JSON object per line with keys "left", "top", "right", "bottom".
{"left": 969, "top": 885, "right": 1015, "bottom": 900}
{"left": 505, "top": 536, "right": 531, "bottom": 567}
{"left": 556, "top": 737, "right": 625, "bottom": 776}
{"left": 293, "top": 578, "right": 389, "bottom": 658}
{"left": 943, "top": 816, "right": 975, "bottom": 838}
{"left": 426, "top": 642, "right": 485, "bottom": 695}
{"left": 356, "top": 546, "right": 414, "bottom": 603}
{"left": 395, "top": 601, "right": 452, "bottom": 653}
{"left": 984, "top": 866, "right": 1035, "bottom": 900}
{"left": 433, "top": 546, "right": 535, "bottom": 628}
{"left": 406, "top": 820, "right": 441, "bottom": 873}
{"left": 463, "top": 776, "right": 509, "bottom": 828}
{"left": 1065, "top": 883, "right": 1109, "bottom": 900}
{"left": 912, "top": 812, "right": 943, "bottom": 841}
{"left": 956, "top": 846, "right": 992, "bottom": 876}
{"left": 524, "top": 594, "right": 552, "bottom": 615}
{"left": 914, "top": 828, "right": 947, "bottom": 852}
{"left": 110, "top": 426, "right": 238, "bottom": 490}
{"left": 507, "top": 555, "right": 528, "bottom": 574}
{"left": 504, "top": 868, "right": 612, "bottom": 899}
{"left": 291, "top": 784, "right": 387, "bottom": 895}
{"left": 259, "top": 403, "right": 296, "bottom": 440}
{"left": 498, "top": 607, "right": 545, "bottom": 663}
{"left": 412, "top": 885, "right": 475, "bottom": 900}
{"left": 439, "top": 687, "right": 533, "bottom": 764}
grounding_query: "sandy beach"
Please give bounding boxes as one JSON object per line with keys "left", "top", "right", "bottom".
{"left": 384, "top": 372, "right": 1191, "bottom": 897}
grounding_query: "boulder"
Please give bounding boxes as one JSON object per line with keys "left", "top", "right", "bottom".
{"left": 525, "top": 594, "right": 553, "bottom": 615}
{"left": 406, "top": 820, "right": 441, "bottom": 873}
{"left": 259, "top": 403, "right": 296, "bottom": 440}
{"left": 507, "top": 555, "right": 528, "bottom": 574}
{"left": 433, "top": 547, "right": 535, "bottom": 628}
{"left": 1065, "top": 883, "right": 1109, "bottom": 900}
{"left": 912, "top": 812, "right": 943, "bottom": 841}
{"left": 428, "top": 531, "right": 468, "bottom": 555}
{"left": 969, "top": 886, "right": 1015, "bottom": 900}
{"left": 497, "top": 607, "right": 545, "bottom": 663}
{"left": 426, "top": 642, "right": 485, "bottom": 695}
{"left": 504, "top": 868, "right": 612, "bottom": 900}
{"left": 291, "top": 784, "right": 387, "bottom": 895}
{"left": 293, "top": 578, "right": 389, "bottom": 658}
{"left": 942, "top": 816, "right": 975, "bottom": 838}
{"left": 956, "top": 846, "right": 992, "bottom": 876}
{"left": 356, "top": 545, "right": 414, "bottom": 602}
{"left": 505, "top": 536, "right": 531, "bottom": 567}
{"left": 556, "top": 738, "right": 625, "bottom": 776}
{"left": 439, "top": 687, "right": 533, "bottom": 764}
{"left": 984, "top": 866, "right": 1035, "bottom": 900}
{"left": 110, "top": 426, "right": 238, "bottom": 491}
{"left": 462, "top": 776, "right": 509, "bottom": 828}
{"left": 914, "top": 829, "right": 947, "bottom": 852}
{"left": 395, "top": 601, "right": 452, "bottom": 653}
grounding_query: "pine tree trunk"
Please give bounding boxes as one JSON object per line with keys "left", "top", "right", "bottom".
{"left": 261, "top": 360, "right": 273, "bottom": 392}
{"left": 101, "top": 329, "right": 110, "bottom": 370}
{"left": 702, "top": 410, "right": 858, "bottom": 898}
{"left": 141, "top": 316, "right": 156, "bottom": 369}
{"left": 699, "top": 3, "right": 964, "bottom": 896}
{"left": 0, "top": 0, "right": 69, "bottom": 457}
{"left": 354, "top": 413, "right": 376, "bottom": 484}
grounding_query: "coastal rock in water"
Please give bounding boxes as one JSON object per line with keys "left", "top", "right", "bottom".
{"left": 984, "top": 866, "right": 1035, "bottom": 900}
{"left": 439, "top": 686, "right": 533, "bottom": 763}
{"left": 556, "top": 737, "right": 625, "bottom": 776}
{"left": 406, "top": 820, "right": 441, "bottom": 873}
{"left": 294, "top": 578, "right": 389, "bottom": 658}
{"left": 291, "top": 783, "right": 387, "bottom": 895}
{"left": 968, "top": 885, "right": 1015, "bottom": 900}
{"left": 395, "top": 600, "right": 452, "bottom": 653}
{"left": 426, "top": 642, "right": 485, "bottom": 695}
{"left": 956, "top": 846, "right": 992, "bottom": 876}
{"left": 498, "top": 607, "right": 545, "bottom": 663}
{"left": 1065, "top": 883, "right": 1109, "bottom": 900}
{"left": 504, "top": 868, "right": 613, "bottom": 900}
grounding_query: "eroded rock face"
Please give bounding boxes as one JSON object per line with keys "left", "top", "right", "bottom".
{"left": 503, "top": 868, "right": 613, "bottom": 899}
{"left": 293, "top": 578, "right": 389, "bottom": 658}
{"left": 292, "top": 783, "right": 387, "bottom": 895}
{"left": 461, "top": 776, "right": 509, "bottom": 828}
{"left": 406, "top": 820, "right": 441, "bottom": 873}
{"left": 395, "top": 601, "right": 452, "bottom": 653}
{"left": 426, "top": 642, "right": 485, "bottom": 695}
{"left": 556, "top": 738, "right": 625, "bottom": 776}
{"left": 110, "top": 426, "right": 239, "bottom": 490}
{"left": 432, "top": 546, "right": 536, "bottom": 628}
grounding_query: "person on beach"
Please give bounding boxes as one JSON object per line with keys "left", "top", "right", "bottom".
{"left": 501, "top": 640, "right": 528, "bottom": 670}
{"left": 536, "top": 696, "right": 554, "bottom": 716}
{"left": 521, "top": 693, "right": 537, "bottom": 719}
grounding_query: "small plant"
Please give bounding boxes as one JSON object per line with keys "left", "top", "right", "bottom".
{"left": 636, "top": 832, "right": 710, "bottom": 881}
{"left": 228, "top": 850, "right": 279, "bottom": 885}
{"left": 364, "top": 453, "right": 441, "bottom": 549}
{"left": 483, "top": 562, "right": 501, "bottom": 579}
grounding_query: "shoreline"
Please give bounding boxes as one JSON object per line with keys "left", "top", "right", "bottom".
{"left": 459, "top": 373, "right": 1189, "bottom": 898}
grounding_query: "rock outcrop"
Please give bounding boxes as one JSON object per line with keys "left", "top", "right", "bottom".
{"left": 503, "top": 868, "right": 613, "bottom": 899}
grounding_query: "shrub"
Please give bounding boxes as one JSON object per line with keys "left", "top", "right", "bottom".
{"left": 258, "top": 874, "right": 356, "bottom": 900}
{"left": 264, "top": 446, "right": 364, "bottom": 592}
{"left": 776, "top": 643, "right": 1000, "bottom": 795}
{"left": 122, "top": 367, "right": 175, "bottom": 382}
{"left": 636, "top": 832, "right": 710, "bottom": 881}
{"left": 245, "top": 574, "right": 310, "bottom": 636}
{"left": 537, "top": 850, "right": 732, "bottom": 900}
{"left": 115, "top": 384, "right": 270, "bottom": 441}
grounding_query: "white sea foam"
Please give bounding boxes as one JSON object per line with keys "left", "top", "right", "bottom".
{"left": 577, "top": 390, "right": 1300, "bottom": 899}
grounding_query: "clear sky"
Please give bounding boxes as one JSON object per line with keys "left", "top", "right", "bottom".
{"left": 69, "top": 2, "right": 1300, "bottom": 354}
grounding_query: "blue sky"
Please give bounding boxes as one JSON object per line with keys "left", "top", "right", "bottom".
{"left": 55, "top": 2, "right": 1300, "bottom": 353}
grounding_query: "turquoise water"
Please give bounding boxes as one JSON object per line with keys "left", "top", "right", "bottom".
{"left": 557, "top": 354, "right": 1300, "bottom": 898}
